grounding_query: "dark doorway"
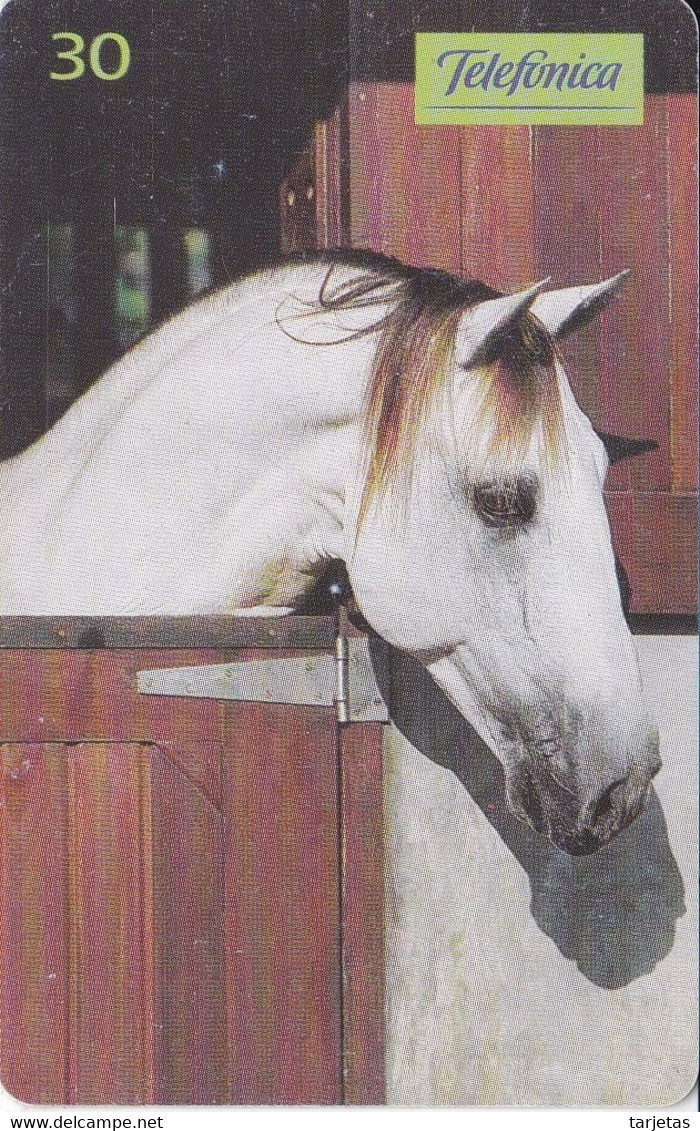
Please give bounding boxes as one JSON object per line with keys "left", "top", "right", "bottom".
{"left": 0, "top": 0, "right": 346, "bottom": 456}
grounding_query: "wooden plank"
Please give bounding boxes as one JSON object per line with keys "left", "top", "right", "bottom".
{"left": 668, "top": 93, "right": 698, "bottom": 492}
{"left": 348, "top": 82, "right": 461, "bottom": 272}
{"left": 1, "top": 739, "right": 227, "bottom": 1105}
{"left": 460, "top": 126, "right": 534, "bottom": 289}
{"left": 339, "top": 723, "right": 385, "bottom": 1105}
{"left": 0, "top": 634, "right": 369, "bottom": 1105}
{"left": 0, "top": 649, "right": 331, "bottom": 805}
{"left": 605, "top": 493, "right": 697, "bottom": 615}
{"left": 315, "top": 105, "right": 348, "bottom": 248}
{"left": 0, "top": 650, "right": 49, "bottom": 747}
{"left": 66, "top": 743, "right": 154, "bottom": 1103}
{"left": 532, "top": 127, "right": 602, "bottom": 420}
{"left": 0, "top": 744, "right": 69, "bottom": 1103}
{"left": 223, "top": 693, "right": 341, "bottom": 1103}
{"left": 596, "top": 97, "right": 672, "bottom": 494}
{"left": 54, "top": 651, "right": 226, "bottom": 800}
{"left": 0, "top": 651, "right": 228, "bottom": 770}
{"left": 0, "top": 615, "right": 336, "bottom": 651}
{"left": 151, "top": 746, "right": 227, "bottom": 1104}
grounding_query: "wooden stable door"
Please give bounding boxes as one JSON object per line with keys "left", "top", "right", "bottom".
{"left": 280, "top": 90, "right": 698, "bottom": 617}
{"left": 0, "top": 616, "right": 384, "bottom": 1105}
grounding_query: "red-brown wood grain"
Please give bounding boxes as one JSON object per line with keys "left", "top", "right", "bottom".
{"left": 1, "top": 622, "right": 385, "bottom": 1106}
{"left": 349, "top": 83, "right": 462, "bottom": 272}
{"left": 151, "top": 747, "right": 227, "bottom": 1104}
{"left": 222, "top": 691, "right": 341, "bottom": 1104}
{"left": 0, "top": 650, "right": 235, "bottom": 766}
{"left": 0, "top": 744, "right": 69, "bottom": 1104}
{"left": 339, "top": 723, "right": 385, "bottom": 1104}
{"left": 0, "top": 738, "right": 229, "bottom": 1105}
{"left": 532, "top": 127, "right": 603, "bottom": 421}
{"left": 605, "top": 493, "right": 697, "bottom": 615}
{"left": 668, "top": 94, "right": 698, "bottom": 493}
{"left": 316, "top": 106, "right": 348, "bottom": 248}
{"left": 66, "top": 744, "right": 154, "bottom": 1104}
{"left": 461, "top": 126, "right": 534, "bottom": 287}
{"left": 596, "top": 99, "right": 672, "bottom": 495}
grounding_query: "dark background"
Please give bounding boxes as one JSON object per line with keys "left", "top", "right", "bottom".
{"left": 0, "top": 0, "right": 695, "bottom": 458}
{"left": 0, "top": 0, "right": 346, "bottom": 456}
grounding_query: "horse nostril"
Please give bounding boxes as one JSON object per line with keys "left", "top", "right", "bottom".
{"left": 590, "top": 777, "right": 627, "bottom": 826}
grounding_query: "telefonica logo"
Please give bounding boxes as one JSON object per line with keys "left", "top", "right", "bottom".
{"left": 415, "top": 33, "right": 644, "bottom": 125}
{"left": 440, "top": 49, "right": 623, "bottom": 98}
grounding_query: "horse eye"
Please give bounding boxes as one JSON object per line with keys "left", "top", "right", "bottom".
{"left": 472, "top": 477, "right": 538, "bottom": 529}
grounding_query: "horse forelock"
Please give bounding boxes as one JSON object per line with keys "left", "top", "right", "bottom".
{"left": 277, "top": 250, "right": 566, "bottom": 521}
{"left": 351, "top": 265, "right": 565, "bottom": 522}
{"left": 469, "top": 317, "right": 567, "bottom": 487}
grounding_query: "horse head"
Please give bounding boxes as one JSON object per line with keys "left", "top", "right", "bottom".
{"left": 344, "top": 269, "right": 660, "bottom": 855}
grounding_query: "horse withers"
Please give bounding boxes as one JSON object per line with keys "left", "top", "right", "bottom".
{"left": 0, "top": 250, "right": 660, "bottom": 854}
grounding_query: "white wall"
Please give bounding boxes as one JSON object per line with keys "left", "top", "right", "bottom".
{"left": 383, "top": 636, "right": 698, "bottom": 1106}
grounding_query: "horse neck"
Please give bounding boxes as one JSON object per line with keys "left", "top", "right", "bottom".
{"left": 0, "top": 263, "right": 383, "bottom": 532}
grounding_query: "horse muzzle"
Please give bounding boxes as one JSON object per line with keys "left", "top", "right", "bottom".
{"left": 504, "top": 732, "right": 662, "bottom": 856}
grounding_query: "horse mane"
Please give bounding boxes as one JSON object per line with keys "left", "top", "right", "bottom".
{"left": 277, "top": 249, "right": 565, "bottom": 521}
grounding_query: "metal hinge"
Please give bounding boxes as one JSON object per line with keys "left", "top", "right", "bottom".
{"left": 136, "top": 635, "right": 389, "bottom": 724}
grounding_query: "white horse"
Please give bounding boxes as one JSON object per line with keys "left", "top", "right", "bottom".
{"left": 0, "top": 249, "right": 660, "bottom": 854}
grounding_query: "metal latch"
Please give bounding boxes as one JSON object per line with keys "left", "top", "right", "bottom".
{"left": 136, "top": 635, "right": 389, "bottom": 724}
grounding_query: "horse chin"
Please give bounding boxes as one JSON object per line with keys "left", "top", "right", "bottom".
{"left": 517, "top": 809, "right": 606, "bottom": 856}
{"left": 503, "top": 766, "right": 613, "bottom": 857}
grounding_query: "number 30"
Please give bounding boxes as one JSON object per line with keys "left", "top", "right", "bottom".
{"left": 51, "top": 32, "right": 131, "bottom": 81}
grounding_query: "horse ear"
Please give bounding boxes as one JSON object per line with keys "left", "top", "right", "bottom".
{"left": 529, "top": 271, "right": 630, "bottom": 339}
{"left": 595, "top": 430, "right": 659, "bottom": 464}
{"left": 454, "top": 278, "right": 550, "bottom": 367}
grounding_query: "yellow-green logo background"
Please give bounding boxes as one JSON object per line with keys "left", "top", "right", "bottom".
{"left": 415, "top": 33, "right": 644, "bottom": 125}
